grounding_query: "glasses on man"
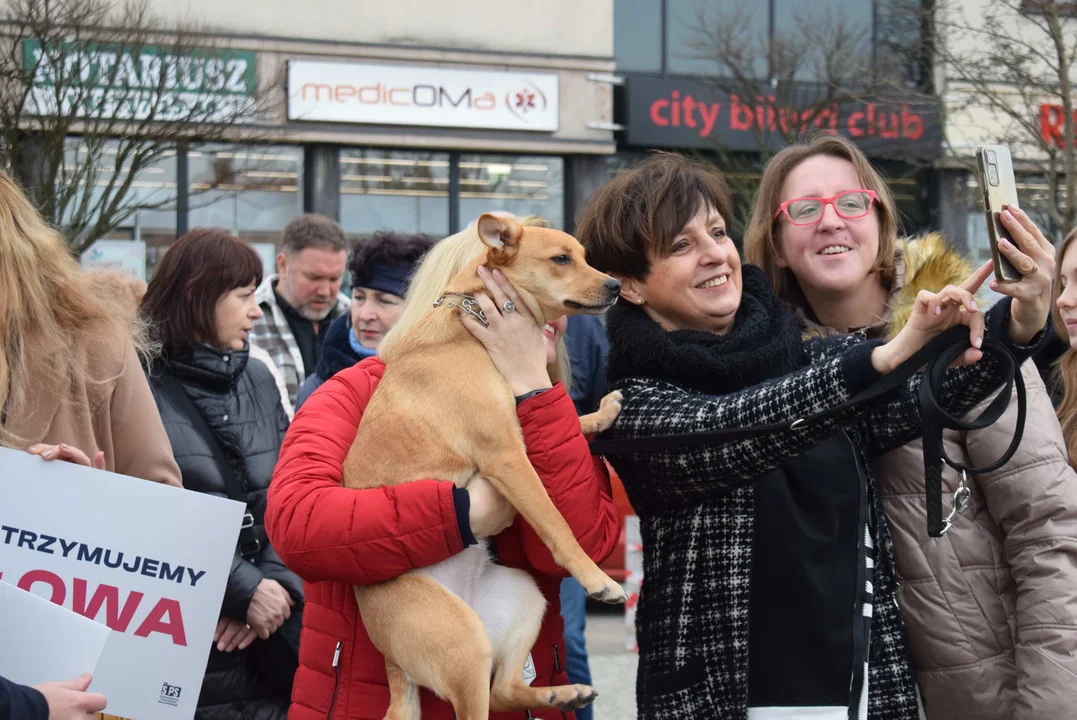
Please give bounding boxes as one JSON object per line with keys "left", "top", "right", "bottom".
{"left": 774, "top": 190, "right": 877, "bottom": 227}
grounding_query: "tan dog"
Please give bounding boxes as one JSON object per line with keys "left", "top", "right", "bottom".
{"left": 342, "top": 213, "right": 627, "bottom": 720}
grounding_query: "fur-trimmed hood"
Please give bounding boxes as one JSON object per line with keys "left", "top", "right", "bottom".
{"left": 798, "top": 233, "right": 974, "bottom": 341}
{"left": 885, "top": 233, "right": 975, "bottom": 340}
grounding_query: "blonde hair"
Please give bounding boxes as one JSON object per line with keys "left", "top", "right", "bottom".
{"left": 380, "top": 215, "right": 572, "bottom": 391}
{"left": 744, "top": 133, "right": 899, "bottom": 306}
{"left": 0, "top": 171, "right": 146, "bottom": 447}
{"left": 1053, "top": 228, "right": 1077, "bottom": 464}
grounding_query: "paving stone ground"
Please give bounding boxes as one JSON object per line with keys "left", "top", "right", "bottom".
{"left": 584, "top": 607, "right": 638, "bottom": 720}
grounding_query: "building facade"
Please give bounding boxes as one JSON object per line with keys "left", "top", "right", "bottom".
{"left": 607, "top": 0, "right": 942, "bottom": 244}
{"left": 65, "top": 0, "right": 617, "bottom": 278}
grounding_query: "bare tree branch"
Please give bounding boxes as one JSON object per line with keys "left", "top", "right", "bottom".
{"left": 926, "top": 0, "right": 1077, "bottom": 233}
{"left": 0, "top": 0, "right": 286, "bottom": 252}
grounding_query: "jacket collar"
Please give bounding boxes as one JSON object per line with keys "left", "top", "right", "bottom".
{"left": 166, "top": 345, "right": 250, "bottom": 392}
{"left": 256, "top": 274, "right": 351, "bottom": 319}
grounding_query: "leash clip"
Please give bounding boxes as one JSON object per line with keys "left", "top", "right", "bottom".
{"left": 434, "top": 294, "right": 490, "bottom": 327}
{"left": 940, "top": 470, "right": 971, "bottom": 536}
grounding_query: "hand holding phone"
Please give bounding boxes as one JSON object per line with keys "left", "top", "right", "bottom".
{"left": 975, "top": 145, "right": 1022, "bottom": 281}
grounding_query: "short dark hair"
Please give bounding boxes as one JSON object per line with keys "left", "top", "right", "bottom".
{"left": 141, "top": 229, "right": 263, "bottom": 359}
{"left": 575, "top": 152, "right": 734, "bottom": 280}
{"left": 281, "top": 213, "right": 348, "bottom": 254}
{"left": 349, "top": 231, "right": 437, "bottom": 290}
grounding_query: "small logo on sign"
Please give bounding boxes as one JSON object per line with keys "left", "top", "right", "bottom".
{"left": 506, "top": 83, "right": 547, "bottom": 123}
{"left": 159, "top": 683, "right": 182, "bottom": 707}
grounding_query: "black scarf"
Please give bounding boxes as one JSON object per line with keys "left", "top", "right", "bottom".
{"left": 605, "top": 264, "right": 805, "bottom": 396}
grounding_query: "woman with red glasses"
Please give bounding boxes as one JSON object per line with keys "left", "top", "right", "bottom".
{"left": 576, "top": 150, "right": 1056, "bottom": 720}
{"left": 745, "top": 134, "right": 1077, "bottom": 720}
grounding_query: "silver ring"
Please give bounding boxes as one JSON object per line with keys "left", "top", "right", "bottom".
{"left": 503, "top": 300, "right": 516, "bottom": 313}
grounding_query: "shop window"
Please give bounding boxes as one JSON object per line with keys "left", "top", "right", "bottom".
{"left": 187, "top": 144, "right": 303, "bottom": 277}
{"left": 458, "top": 155, "right": 564, "bottom": 230}
{"left": 339, "top": 149, "right": 450, "bottom": 240}
{"left": 772, "top": 0, "right": 874, "bottom": 83}
{"left": 615, "top": 0, "right": 663, "bottom": 73}
{"left": 64, "top": 138, "right": 178, "bottom": 281}
{"left": 666, "top": 0, "right": 768, "bottom": 77}
{"left": 875, "top": 0, "right": 928, "bottom": 87}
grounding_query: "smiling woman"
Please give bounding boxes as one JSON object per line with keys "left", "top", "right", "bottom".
{"left": 575, "top": 150, "right": 1056, "bottom": 720}
{"left": 746, "top": 134, "right": 1077, "bottom": 720}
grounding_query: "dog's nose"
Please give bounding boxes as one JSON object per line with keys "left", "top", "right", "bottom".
{"left": 604, "top": 278, "right": 622, "bottom": 296}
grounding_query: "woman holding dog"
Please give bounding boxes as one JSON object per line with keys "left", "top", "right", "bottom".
{"left": 266, "top": 216, "right": 621, "bottom": 720}
{"left": 744, "top": 134, "right": 1077, "bottom": 720}
{"left": 141, "top": 230, "right": 301, "bottom": 720}
{"left": 574, "top": 152, "right": 1054, "bottom": 720}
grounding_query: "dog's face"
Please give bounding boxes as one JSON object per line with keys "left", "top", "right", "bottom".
{"left": 476, "top": 214, "right": 621, "bottom": 319}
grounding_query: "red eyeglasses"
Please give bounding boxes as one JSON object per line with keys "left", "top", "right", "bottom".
{"left": 774, "top": 190, "right": 877, "bottom": 226}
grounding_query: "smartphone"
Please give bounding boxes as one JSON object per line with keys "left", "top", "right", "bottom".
{"left": 974, "top": 145, "right": 1021, "bottom": 281}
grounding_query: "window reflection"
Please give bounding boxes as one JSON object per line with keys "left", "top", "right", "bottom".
{"left": 458, "top": 154, "right": 564, "bottom": 229}
{"left": 616, "top": 0, "right": 663, "bottom": 73}
{"left": 187, "top": 143, "right": 302, "bottom": 244}
{"left": 64, "top": 138, "right": 178, "bottom": 280}
{"left": 339, "top": 149, "right": 450, "bottom": 238}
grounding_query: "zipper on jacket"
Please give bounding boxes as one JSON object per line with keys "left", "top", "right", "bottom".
{"left": 553, "top": 644, "right": 561, "bottom": 673}
{"left": 327, "top": 641, "right": 342, "bottom": 720}
{"left": 845, "top": 430, "right": 869, "bottom": 720}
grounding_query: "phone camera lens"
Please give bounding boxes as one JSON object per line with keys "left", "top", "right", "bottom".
{"left": 987, "top": 164, "right": 1000, "bottom": 186}
{"left": 985, "top": 149, "right": 997, "bottom": 163}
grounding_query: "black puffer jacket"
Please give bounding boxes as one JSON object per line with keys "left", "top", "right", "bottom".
{"left": 147, "top": 345, "right": 301, "bottom": 720}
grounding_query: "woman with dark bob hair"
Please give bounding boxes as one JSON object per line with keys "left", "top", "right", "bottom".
{"left": 140, "top": 229, "right": 302, "bottom": 720}
{"left": 295, "top": 230, "right": 435, "bottom": 410}
{"left": 574, "top": 152, "right": 1054, "bottom": 720}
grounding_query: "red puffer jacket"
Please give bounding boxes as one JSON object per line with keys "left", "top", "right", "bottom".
{"left": 265, "top": 358, "right": 621, "bottom": 720}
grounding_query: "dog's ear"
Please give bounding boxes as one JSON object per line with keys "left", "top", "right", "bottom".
{"left": 476, "top": 213, "right": 523, "bottom": 253}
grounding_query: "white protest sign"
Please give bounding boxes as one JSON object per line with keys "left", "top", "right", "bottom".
{"left": 0, "top": 579, "right": 112, "bottom": 685}
{"left": 0, "top": 447, "right": 246, "bottom": 720}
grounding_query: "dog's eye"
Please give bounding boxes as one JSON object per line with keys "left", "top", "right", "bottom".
{"left": 552, "top": 254, "right": 571, "bottom": 265}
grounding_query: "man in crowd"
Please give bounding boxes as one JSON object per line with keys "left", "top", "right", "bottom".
{"left": 251, "top": 214, "right": 351, "bottom": 407}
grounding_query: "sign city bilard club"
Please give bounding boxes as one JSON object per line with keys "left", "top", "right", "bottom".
{"left": 624, "top": 77, "right": 942, "bottom": 160}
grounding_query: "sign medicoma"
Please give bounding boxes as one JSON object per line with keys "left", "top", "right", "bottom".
{"left": 21, "top": 40, "right": 258, "bottom": 123}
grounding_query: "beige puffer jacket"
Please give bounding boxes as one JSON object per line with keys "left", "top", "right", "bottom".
{"left": 802, "top": 235, "right": 1077, "bottom": 720}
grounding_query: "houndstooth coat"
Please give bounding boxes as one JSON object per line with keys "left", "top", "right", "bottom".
{"left": 599, "top": 266, "right": 1043, "bottom": 720}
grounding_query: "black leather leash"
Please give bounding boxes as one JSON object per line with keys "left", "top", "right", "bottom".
{"left": 589, "top": 325, "right": 1027, "bottom": 538}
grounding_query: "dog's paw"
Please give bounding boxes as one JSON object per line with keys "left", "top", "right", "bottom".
{"left": 587, "top": 390, "right": 623, "bottom": 434}
{"left": 599, "top": 390, "right": 623, "bottom": 416}
{"left": 548, "top": 685, "right": 598, "bottom": 711}
{"left": 587, "top": 580, "right": 628, "bottom": 605}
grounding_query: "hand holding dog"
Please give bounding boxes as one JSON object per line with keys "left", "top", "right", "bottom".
{"left": 246, "top": 579, "right": 294, "bottom": 640}
{"left": 462, "top": 266, "right": 553, "bottom": 397}
{"left": 466, "top": 475, "right": 517, "bottom": 538}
